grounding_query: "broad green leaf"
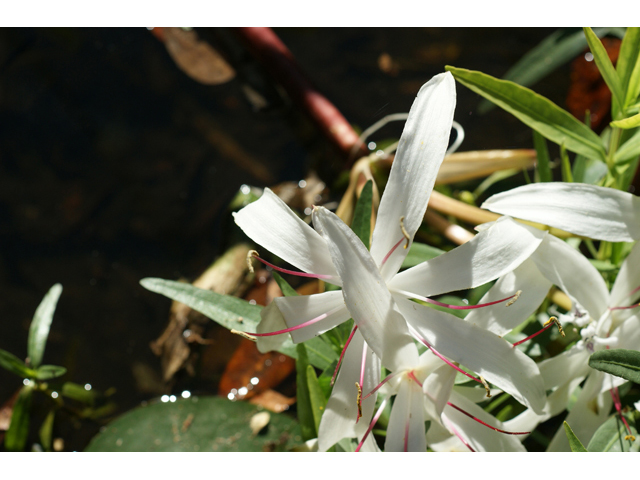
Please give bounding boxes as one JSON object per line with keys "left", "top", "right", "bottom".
{"left": 617, "top": 27, "right": 640, "bottom": 109}
{"left": 4, "top": 385, "right": 33, "bottom": 451}
{"left": 0, "top": 348, "right": 35, "bottom": 378}
{"left": 563, "top": 421, "right": 588, "bottom": 452}
{"left": 587, "top": 413, "right": 638, "bottom": 452}
{"left": 401, "top": 242, "right": 445, "bottom": 269}
{"left": 39, "top": 410, "right": 55, "bottom": 452}
{"left": 446, "top": 66, "right": 607, "bottom": 162}
{"left": 271, "top": 271, "right": 298, "bottom": 297}
{"left": 296, "top": 343, "right": 316, "bottom": 440}
{"left": 306, "top": 364, "right": 327, "bottom": 433}
{"left": 28, "top": 283, "right": 62, "bottom": 369}
{"left": 611, "top": 112, "right": 640, "bottom": 129}
{"left": 614, "top": 127, "right": 640, "bottom": 165}
{"left": 584, "top": 27, "right": 624, "bottom": 112}
{"left": 532, "top": 130, "right": 552, "bottom": 182}
{"left": 85, "top": 396, "right": 302, "bottom": 451}
{"left": 588, "top": 348, "right": 640, "bottom": 383}
{"left": 351, "top": 180, "right": 373, "bottom": 250}
{"left": 140, "top": 277, "right": 335, "bottom": 370}
{"left": 34, "top": 364, "right": 67, "bottom": 381}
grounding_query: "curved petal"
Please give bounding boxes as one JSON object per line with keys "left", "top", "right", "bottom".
{"left": 396, "top": 296, "right": 546, "bottom": 414}
{"left": 233, "top": 188, "right": 340, "bottom": 283}
{"left": 389, "top": 216, "right": 545, "bottom": 298}
{"left": 384, "top": 378, "right": 426, "bottom": 452}
{"left": 465, "top": 258, "right": 552, "bottom": 336}
{"left": 317, "top": 329, "right": 380, "bottom": 451}
{"left": 423, "top": 362, "right": 457, "bottom": 420}
{"left": 312, "top": 206, "right": 419, "bottom": 371}
{"left": 538, "top": 347, "right": 590, "bottom": 391}
{"left": 531, "top": 234, "right": 609, "bottom": 320}
{"left": 273, "top": 290, "right": 350, "bottom": 343}
{"left": 371, "top": 72, "right": 457, "bottom": 280}
{"left": 482, "top": 183, "right": 640, "bottom": 242}
{"left": 610, "top": 242, "right": 640, "bottom": 307}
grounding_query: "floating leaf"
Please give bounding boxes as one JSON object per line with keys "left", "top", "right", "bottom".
{"left": 587, "top": 413, "right": 638, "bottom": 452}
{"left": 0, "top": 349, "right": 35, "bottom": 378}
{"left": 564, "top": 421, "right": 588, "bottom": 452}
{"left": 446, "top": 66, "right": 607, "bottom": 162}
{"left": 588, "top": 348, "right": 640, "bottom": 384}
{"left": 85, "top": 396, "right": 301, "bottom": 451}
{"left": 351, "top": 180, "right": 373, "bottom": 249}
{"left": 28, "top": 284, "right": 62, "bottom": 369}
{"left": 4, "top": 385, "right": 33, "bottom": 451}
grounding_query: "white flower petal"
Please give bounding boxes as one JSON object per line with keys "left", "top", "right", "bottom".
{"left": 233, "top": 188, "right": 340, "bottom": 283}
{"left": 389, "top": 216, "right": 545, "bottom": 298}
{"left": 465, "top": 258, "right": 552, "bottom": 336}
{"left": 531, "top": 234, "right": 610, "bottom": 320}
{"left": 482, "top": 183, "right": 640, "bottom": 242}
{"left": 610, "top": 242, "right": 640, "bottom": 307}
{"left": 384, "top": 378, "right": 426, "bottom": 452}
{"left": 371, "top": 72, "right": 457, "bottom": 280}
{"left": 255, "top": 302, "right": 289, "bottom": 353}
{"left": 312, "top": 206, "right": 419, "bottom": 371}
{"left": 539, "top": 347, "right": 590, "bottom": 391}
{"left": 423, "top": 362, "right": 457, "bottom": 420}
{"left": 273, "top": 290, "right": 350, "bottom": 343}
{"left": 396, "top": 297, "right": 546, "bottom": 413}
{"left": 317, "top": 329, "right": 380, "bottom": 451}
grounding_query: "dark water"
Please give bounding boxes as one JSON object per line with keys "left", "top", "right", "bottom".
{"left": 0, "top": 27, "right": 565, "bottom": 450}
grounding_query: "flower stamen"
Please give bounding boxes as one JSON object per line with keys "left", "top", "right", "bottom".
{"left": 444, "top": 417, "right": 475, "bottom": 452}
{"left": 355, "top": 382, "right": 363, "bottom": 421}
{"left": 355, "top": 397, "right": 388, "bottom": 452}
{"left": 330, "top": 325, "right": 358, "bottom": 386}
{"left": 446, "top": 401, "right": 530, "bottom": 435}
{"left": 479, "top": 376, "right": 492, "bottom": 398}
{"left": 399, "top": 216, "right": 410, "bottom": 249}
{"left": 382, "top": 237, "right": 405, "bottom": 267}
{"left": 247, "top": 250, "right": 335, "bottom": 280}
{"left": 407, "top": 370, "right": 423, "bottom": 388}
{"left": 234, "top": 304, "right": 344, "bottom": 338}
{"left": 396, "top": 288, "right": 520, "bottom": 311}
{"left": 512, "top": 316, "right": 563, "bottom": 348}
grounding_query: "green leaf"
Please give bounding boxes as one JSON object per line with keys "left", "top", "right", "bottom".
{"left": 39, "top": 410, "right": 55, "bottom": 452}
{"left": 588, "top": 348, "right": 640, "bottom": 383}
{"left": 401, "top": 242, "right": 445, "bottom": 269}
{"left": 587, "top": 413, "right": 638, "bottom": 452}
{"left": 27, "top": 283, "right": 62, "bottom": 369}
{"left": 563, "top": 421, "right": 588, "bottom": 452}
{"left": 617, "top": 27, "right": 640, "bottom": 109}
{"left": 611, "top": 112, "right": 640, "bottom": 129}
{"left": 532, "top": 130, "right": 552, "bottom": 182}
{"left": 62, "top": 382, "right": 96, "bottom": 404}
{"left": 271, "top": 271, "right": 298, "bottom": 297}
{"left": 446, "top": 66, "right": 607, "bottom": 162}
{"left": 584, "top": 27, "right": 624, "bottom": 112}
{"left": 4, "top": 385, "right": 33, "bottom": 451}
{"left": 351, "top": 180, "right": 373, "bottom": 250}
{"left": 140, "top": 277, "right": 336, "bottom": 370}
{"left": 572, "top": 154, "right": 608, "bottom": 184}
{"left": 85, "top": 396, "right": 302, "bottom": 451}
{"left": 614, "top": 127, "right": 640, "bottom": 164}
{"left": 0, "top": 348, "right": 36, "bottom": 378}
{"left": 559, "top": 144, "right": 573, "bottom": 183}
{"left": 34, "top": 364, "right": 67, "bottom": 381}
{"left": 296, "top": 343, "right": 316, "bottom": 440}
{"left": 306, "top": 364, "right": 327, "bottom": 434}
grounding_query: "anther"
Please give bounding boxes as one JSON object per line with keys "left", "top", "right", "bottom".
{"left": 479, "top": 376, "right": 491, "bottom": 398}
{"left": 399, "top": 216, "right": 410, "bottom": 249}
{"left": 625, "top": 435, "right": 636, "bottom": 441}
{"left": 247, "top": 250, "right": 259, "bottom": 273}
{"left": 512, "top": 315, "right": 563, "bottom": 348}
{"left": 231, "top": 329, "right": 257, "bottom": 341}
{"left": 506, "top": 290, "right": 522, "bottom": 307}
{"left": 544, "top": 316, "right": 565, "bottom": 337}
{"left": 355, "top": 382, "right": 363, "bottom": 421}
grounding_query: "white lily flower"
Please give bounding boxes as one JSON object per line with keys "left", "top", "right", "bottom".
{"left": 481, "top": 182, "right": 640, "bottom": 242}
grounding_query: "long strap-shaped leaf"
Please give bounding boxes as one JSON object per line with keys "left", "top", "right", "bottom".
{"left": 446, "top": 66, "right": 607, "bottom": 162}
{"left": 617, "top": 27, "right": 640, "bottom": 109}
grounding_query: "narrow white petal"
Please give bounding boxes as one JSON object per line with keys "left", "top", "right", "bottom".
{"left": 466, "top": 258, "right": 552, "bottom": 336}
{"left": 531, "top": 234, "right": 610, "bottom": 320}
{"left": 610, "top": 242, "right": 640, "bottom": 307}
{"left": 313, "top": 206, "right": 419, "bottom": 371}
{"left": 423, "top": 362, "right": 457, "bottom": 419}
{"left": 482, "top": 183, "right": 640, "bottom": 242}
{"left": 317, "top": 330, "right": 380, "bottom": 451}
{"left": 384, "top": 378, "right": 426, "bottom": 452}
{"left": 389, "top": 216, "right": 545, "bottom": 298}
{"left": 396, "top": 297, "right": 546, "bottom": 413}
{"left": 371, "top": 72, "right": 456, "bottom": 280}
{"left": 273, "top": 291, "right": 350, "bottom": 343}
{"left": 539, "top": 347, "right": 590, "bottom": 391}
{"left": 233, "top": 188, "right": 340, "bottom": 283}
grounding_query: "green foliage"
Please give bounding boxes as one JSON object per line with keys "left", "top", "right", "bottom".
{"left": 4, "top": 385, "right": 33, "bottom": 452}
{"left": 401, "top": 242, "right": 445, "bottom": 269}
{"left": 584, "top": 28, "right": 624, "bottom": 113}
{"left": 563, "top": 421, "right": 588, "bottom": 452}
{"left": 446, "top": 66, "right": 607, "bottom": 162}
{"left": 532, "top": 130, "right": 552, "bottom": 182}
{"left": 34, "top": 364, "right": 67, "bottom": 380}
{"left": 0, "top": 348, "right": 34, "bottom": 378}
{"left": 27, "top": 283, "right": 62, "bottom": 369}
{"left": 85, "top": 396, "right": 302, "bottom": 452}
{"left": 617, "top": 27, "right": 640, "bottom": 110}
{"left": 588, "top": 348, "right": 640, "bottom": 384}
{"left": 587, "top": 413, "right": 638, "bottom": 452}
{"left": 351, "top": 180, "right": 373, "bottom": 250}
{"left": 295, "top": 343, "right": 316, "bottom": 440}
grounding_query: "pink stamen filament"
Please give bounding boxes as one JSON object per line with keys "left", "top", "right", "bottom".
{"left": 609, "top": 304, "right": 640, "bottom": 311}
{"left": 362, "top": 372, "right": 398, "bottom": 401}
{"left": 330, "top": 325, "right": 358, "bottom": 386}
{"left": 407, "top": 370, "right": 423, "bottom": 388}
{"left": 609, "top": 384, "right": 634, "bottom": 439}
{"left": 394, "top": 288, "right": 517, "bottom": 311}
{"left": 247, "top": 304, "right": 344, "bottom": 337}
{"left": 381, "top": 237, "right": 405, "bottom": 267}
{"left": 444, "top": 417, "right": 475, "bottom": 452}
{"left": 446, "top": 402, "right": 530, "bottom": 435}
{"left": 251, "top": 254, "right": 334, "bottom": 280}
{"left": 355, "top": 397, "right": 388, "bottom": 452}
{"left": 512, "top": 322, "right": 554, "bottom": 347}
